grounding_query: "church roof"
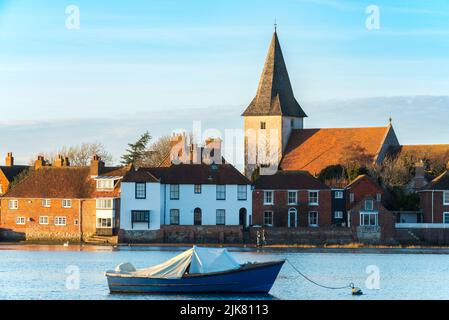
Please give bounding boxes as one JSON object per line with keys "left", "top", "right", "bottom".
{"left": 387, "top": 144, "right": 449, "bottom": 162}
{"left": 279, "top": 126, "right": 392, "bottom": 175}
{"left": 241, "top": 31, "right": 307, "bottom": 118}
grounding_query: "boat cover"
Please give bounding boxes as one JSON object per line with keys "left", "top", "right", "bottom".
{"left": 115, "top": 246, "right": 240, "bottom": 279}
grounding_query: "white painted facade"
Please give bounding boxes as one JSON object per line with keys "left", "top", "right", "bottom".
{"left": 120, "top": 182, "right": 252, "bottom": 231}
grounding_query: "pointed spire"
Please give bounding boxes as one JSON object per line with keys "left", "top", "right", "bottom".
{"left": 242, "top": 31, "right": 307, "bottom": 118}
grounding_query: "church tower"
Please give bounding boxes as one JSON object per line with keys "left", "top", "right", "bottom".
{"left": 242, "top": 30, "right": 307, "bottom": 178}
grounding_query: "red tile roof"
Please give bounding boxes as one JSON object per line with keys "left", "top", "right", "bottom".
{"left": 280, "top": 127, "right": 391, "bottom": 175}
{"left": 254, "top": 170, "right": 329, "bottom": 190}
{"left": 124, "top": 164, "right": 250, "bottom": 185}
{"left": 3, "top": 167, "right": 95, "bottom": 199}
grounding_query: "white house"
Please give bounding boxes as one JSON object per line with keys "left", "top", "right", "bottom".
{"left": 119, "top": 163, "right": 252, "bottom": 232}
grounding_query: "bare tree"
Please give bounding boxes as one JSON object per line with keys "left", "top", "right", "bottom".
{"left": 30, "top": 142, "right": 113, "bottom": 166}
{"left": 141, "top": 135, "right": 173, "bottom": 167}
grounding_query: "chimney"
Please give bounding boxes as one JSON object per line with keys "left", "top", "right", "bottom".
{"left": 64, "top": 157, "right": 70, "bottom": 167}
{"left": 90, "top": 154, "right": 105, "bottom": 176}
{"left": 54, "top": 155, "right": 64, "bottom": 167}
{"left": 5, "top": 152, "right": 14, "bottom": 167}
{"left": 169, "top": 133, "right": 189, "bottom": 165}
{"left": 414, "top": 160, "right": 425, "bottom": 179}
{"left": 35, "top": 156, "right": 45, "bottom": 170}
{"left": 203, "top": 137, "right": 222, "bottom": 165}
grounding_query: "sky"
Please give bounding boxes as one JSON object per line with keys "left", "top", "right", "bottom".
{"left": 0, "top": 0, "right": 449, "bottom": 167}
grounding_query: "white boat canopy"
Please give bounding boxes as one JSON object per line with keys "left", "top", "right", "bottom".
{"left": 114, "top": 246, "right": 241, "bottom": 279}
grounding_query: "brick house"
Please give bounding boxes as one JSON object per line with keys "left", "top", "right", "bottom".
{"left": 252, "top": 171, "right": 332, "bottom": 228}
{"left": 418, "top": 162, "right": 449, "bottom": 224}
{"left": 0, "top": 153, "right": 29, "bottom": 196}
{"left": 0, "top": 155, "right": 129, "bottom": 242}
{"left": 346, "top": 174, "right": 396, "bottom": 243}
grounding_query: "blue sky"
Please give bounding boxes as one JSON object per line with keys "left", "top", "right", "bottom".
{"left": 1, "top": 0, "right": 449, "bottom": 165}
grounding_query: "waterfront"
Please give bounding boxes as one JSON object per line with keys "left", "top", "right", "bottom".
{"left": 1, "top": 245, "right": 449, "bottom": 300}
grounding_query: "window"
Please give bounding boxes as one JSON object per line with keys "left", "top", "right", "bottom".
{"left": 238, "top": 185, "right": 247, "bottom": 200}
{"left": 365, "top": 199, "right": 374, "bottom": 211}
{"left": 170, "top": 209, "right": 180, "bottom": 225}
{"left": 334, "top": 211, "right": 343, "bottom": 219}
{"left": 216, "top": 185, "right": 226, "bottom": 200}
{"left": 135, "top": 183, "right": 146, "bottom": 199}
{"left": 308, "top": 212, "right": 318, "bottom": 227}
{"left": 96, "top": 198, "right": 113, "bottom": 209}
{"left": 309, "top": 191, "right": 319, "bottom": 205}
{"left": 264, "top": 191, "right": 274, "bottom": 205}
{"left": 335, "top": 191, "right": 344, "bottom": 199}
{"left": 360, "top": 212, "right": 378, "bottom": 226}
{"left": 288, "top": 191, "right": 297, "bottom": 205}
{"left": 55, "top": 216, "right": 67, "bottom": 226}
{"left": 263, "top": 211, "right": 273, "bottom": 226}
{"left": 41, "top": 199, "right": 51, "bottom": 208}
{"left": 260, "top": 122, "right": 266, "bottom": 130}
{"left": 96, "top": 179, "right": 114, "bottom": 190}
{"left": 131, "top": 210, "right": 150, "bottom": 228}
{"left": 74, "top": 219, "right": 79, "bottom": 225}
{"left": 444, "top": 191, "right": 449, "bottom": 205}
{"left": 444, "top": 213, "right": 449, "bottom": 224}
{"left": 349, "top": 193, "right": 355, "bottom": 203}
{"left": 376, "top": 193, "right": 382, "bottom": 202}
{"left": 62, "top": 199, "right": 72, "bottom": 208}
{"left": 170, "top": 184, "right": 180, "bottom": 200}
{"left": 97, "top": 218, "right": 112, "bottom": 228}
{"left": 194, "top": 184, "right": 202, "bottom": 194}
{"left": 15, "top": 217, "right": 25, "bottom": 225}
{"left": 216, "top": 209, "right": 226, "bottom": 225}
{"left": 39, "top": 216, "right": 49, "bottom": 225}
{"left": 8, "top": 200, "right": 18, "bottom": 210}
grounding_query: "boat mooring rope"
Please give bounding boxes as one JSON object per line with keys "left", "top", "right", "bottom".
{"left": 286, "top": 259, "right": 355, "bottom": 291}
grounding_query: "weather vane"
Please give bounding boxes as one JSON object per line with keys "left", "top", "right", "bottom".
{"left": 274, "top": 18, "right": 277, "bottom": 32}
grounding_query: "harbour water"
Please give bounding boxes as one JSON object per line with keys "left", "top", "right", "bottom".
{"left": 1, "top": 244, "right": 449, "bottom": 300}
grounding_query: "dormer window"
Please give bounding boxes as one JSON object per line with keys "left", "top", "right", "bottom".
{"left": 96, "top": 179, "right": 114, "bottom": 190}
{"left": 365, "top": 199, "right": 374, "bottom": 211}
{"left": 444, "top": 191, "right": 449, "bottom": 206}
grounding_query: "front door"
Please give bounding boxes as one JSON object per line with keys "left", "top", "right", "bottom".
{"left": 239, "top": 208, "right": 247, "bottom": 227}
{"left": 194, "top": 208, "right": 202, "bottom": 225}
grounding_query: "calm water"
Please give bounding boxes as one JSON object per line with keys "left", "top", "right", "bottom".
{"left": 1, "top": 244, "right": 449, "bottom": 300}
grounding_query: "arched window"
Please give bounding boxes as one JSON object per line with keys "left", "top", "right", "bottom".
{"left": 194, "top": 208, "right": 202, "bottom": 226}
{"left": 288, "top": 208, "right": 297, "bottom": 228}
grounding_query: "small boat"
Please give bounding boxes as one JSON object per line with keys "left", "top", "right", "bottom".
{"left": 105, "top": 246, "right": 284, "bottom": 294}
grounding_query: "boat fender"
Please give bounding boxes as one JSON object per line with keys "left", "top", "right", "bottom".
{"left": 352, "top": 286, "right": 363, "bottom": 296}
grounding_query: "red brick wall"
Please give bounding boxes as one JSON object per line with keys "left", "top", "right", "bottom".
{"left": 0, "top": 172, "right": 10, "bottom": 196}
{"left": 349, "top": 199, "right": 396, "bottom": 242}
{"left": 0, "top": 198, "right": 96, "bottom": 241}
{"left": 420, "top": 191, "right": 449, "bottom": 223}
{"left": 252, "top": 189, "right": 332, "bottom": 227}
{"left": 347, "top": 178, "right": 383, "bottom": 209}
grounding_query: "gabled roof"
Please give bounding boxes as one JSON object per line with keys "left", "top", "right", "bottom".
{"left": 3, "top": 167, "right": 95, "bottom": 199}
{"left": 420, "top": 171, "right": 449, "bottom": 191}
{"left": 346, "top": 174, "right": 383, "bottom": 192}
{"left": 279, "top": 126, "right": 392, "bottom": 175}
{"left": 241, "top": 31, "right": 307, "bottom": 118}
{"left": 254, "top": 170, "right": 329, "bottom": 190}
{"left": 0, "top": 165, "right": 29, "bottom": 182}
{"left": 124, "top": 164, "right": 250, "bottom": 185}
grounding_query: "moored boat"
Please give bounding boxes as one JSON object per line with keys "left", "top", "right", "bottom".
{"left": 105, "top": 246, "right": 284, "bottom": 294}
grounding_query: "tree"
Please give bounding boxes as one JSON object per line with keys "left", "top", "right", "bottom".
{"left": 341, "top": 144, "right": 373, "bottom": 181}
{"left": 121, "top": 131, "right": 152, "bottom": 166}
{"left": 31, "top": 142, "right": 113, "bottom": 166}
{"left": 141, "top": 135, "right": 173, "bottom": 167}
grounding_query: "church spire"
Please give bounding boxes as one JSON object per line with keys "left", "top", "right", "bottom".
{"left": 242, "top": 31, "right": 307, "bottom": 118}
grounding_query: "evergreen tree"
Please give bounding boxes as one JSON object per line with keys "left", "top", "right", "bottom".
{"left": 121, "top": 131, "right": 152, "bottom": 165}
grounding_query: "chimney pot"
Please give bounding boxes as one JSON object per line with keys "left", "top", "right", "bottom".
{"left": 5, "top": 152, "right": 14, "bottom": 166}
{"left": 90, "top": 154, "right": 105, "bottom": 176}
{"left": 35, "top": 155, "right": 45, "bottom": 170}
